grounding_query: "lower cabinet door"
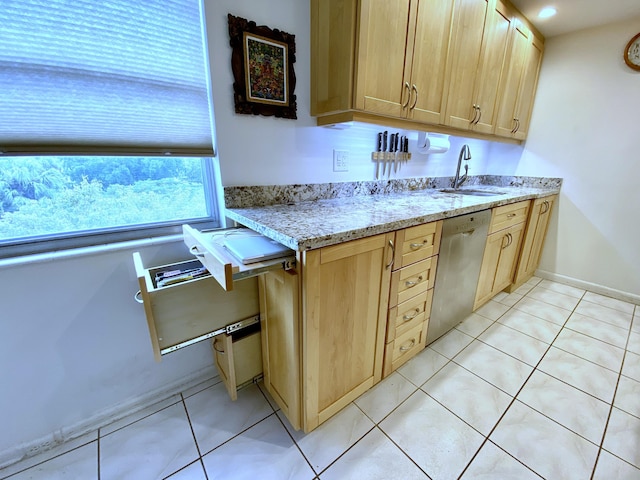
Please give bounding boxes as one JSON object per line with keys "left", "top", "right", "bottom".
{"left": 302, "top": 232, "right": 394, "bottom": 432}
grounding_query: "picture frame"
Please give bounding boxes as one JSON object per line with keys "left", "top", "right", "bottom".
{"left": 228, "top": 14, "right": 297, "bottom": 119}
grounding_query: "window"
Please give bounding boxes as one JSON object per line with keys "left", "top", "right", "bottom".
{"left": 0, "top": 1, "right": 219, "bottom": 258}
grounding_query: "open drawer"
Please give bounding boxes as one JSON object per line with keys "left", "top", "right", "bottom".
{"left": 183, "top": 225, "right": 296, "bottom": 291}
{"left": 133, "top": 252, "right": 259, "bottom": 361}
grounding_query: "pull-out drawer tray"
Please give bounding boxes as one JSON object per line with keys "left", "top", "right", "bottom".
{"left": 183, "top": 225, "right": 297, "bottom": 291}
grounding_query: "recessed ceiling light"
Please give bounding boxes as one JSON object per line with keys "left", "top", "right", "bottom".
{"left": 538, "top": 6, "right": 557, "bottom": 19}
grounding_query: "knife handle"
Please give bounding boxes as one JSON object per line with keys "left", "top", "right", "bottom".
{"left": 394, "top": 133, "right": 399, "bottom": 152}
{"left": 382, "top": 131, "right": 388, "bottom": 152}
{"left": 376, "top": 132, "right": 382, "bottom": 152}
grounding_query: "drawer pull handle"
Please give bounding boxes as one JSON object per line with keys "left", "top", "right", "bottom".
{"left": 405, "top": 275, "right": 424, "bottom": 288}
{"left": 400, "top": 339, "right": 416, "bottom": 352}
{"left": 190, "top": 245, "right": 205, "bottom": 258}
{"left": 403, "top": 308, "right": 420, "bottom": 321}
{"left": 507, "top": 213, "right": 517, "bottom": 218}
{"left": 134, "top": 290, "right": 143, "bottom": 304}
{"left": 409, "top": 241, "right": 427, "bottom": 250}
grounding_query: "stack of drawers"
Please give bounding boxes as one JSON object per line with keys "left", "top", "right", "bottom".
{"left": 383, "top": 221, "right": 443, "bottom": 377}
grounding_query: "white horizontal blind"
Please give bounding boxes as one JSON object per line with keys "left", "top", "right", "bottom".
{"left": 0, "top": 0, "right": 213, "bottom": 155}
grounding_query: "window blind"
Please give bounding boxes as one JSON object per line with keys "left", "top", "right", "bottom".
{"left": 0, "top": 0, "right": 214, "bottom": 156}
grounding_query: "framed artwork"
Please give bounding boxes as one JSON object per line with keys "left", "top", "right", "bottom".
{"left": 228, "top": 14, "right": 297, "bottom": 119}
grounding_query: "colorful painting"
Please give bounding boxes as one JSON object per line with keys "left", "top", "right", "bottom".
{"left": 227, "top": 14, "right": 297, "bottom": 119}
{"left": 244, "top": 33, "right": 288, "bottom": 105}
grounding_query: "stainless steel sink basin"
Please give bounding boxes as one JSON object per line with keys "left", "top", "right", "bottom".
{"left": 439, "top": 188, "right": 507, "bottom": 197}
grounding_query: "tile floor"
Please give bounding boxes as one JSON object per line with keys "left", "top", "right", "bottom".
{"left": 2, "top": 277, "right": 639, "bottom": 480}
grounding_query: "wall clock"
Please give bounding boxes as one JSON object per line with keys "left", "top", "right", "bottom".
{"left": 624, "top": 32, "right": 640, "bottom": 71}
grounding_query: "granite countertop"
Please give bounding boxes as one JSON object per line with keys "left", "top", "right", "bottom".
{"left": 223, "top": 177, "right": 561, "bottom": 251}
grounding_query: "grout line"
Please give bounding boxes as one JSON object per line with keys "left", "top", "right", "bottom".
{"left": 179, "top": 393, "right": 208, "bottom": 480}
{"left": 313, "top": 424, "right": 378, "bottom": 478}
{"left": 96, "top": 434, "right": 100, "bottom": 480}
{"left": 271, "top": 409, "right": 318, "bottom": 476}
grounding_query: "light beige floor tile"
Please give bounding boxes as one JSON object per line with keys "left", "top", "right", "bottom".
{"left": 166, "top": 460, "right": 207, "bottom": 479}
{"left": 7, "top": 443, "right": 97, "bottom": 480}
{"left": 184, "top": 382, "right": 273, "bottom": 455}
{"left": 497, "top": 309, "right": 562, "bottom": 344}
{"left": 354, "top": 372, "right": 417, "bottom": 423}
{"left": 575, "top": 301, "right": 633, "bottom": 329}
{"left": 475, "top": 300, "right": 510, "bottom": 321}
{"left": 100, "top": 394, "right": 182, "bottom": 436}
{"left": 603, "top": 407, "right": 640, "bottom": 468}
{"left": 583, "top": 292, "right": 636, "bottom": 315}
{"left": 525, "top": 276, "right": 543, "bottom": 287}
{"left": 517, "top": 370, "right": 610, "bottom": 444}
{"left": 632, "top": 313, "right": 639, "bottom": 333}
{"left": 422, "top": 362, "right": 512, "bottom": 435}
{"left": 629, "top": 331, "right": 640, "bottom": 355}
{"left": 592, "top": 450, "right": 640, "bottom": 480}
{"left": 513, "top": 283, "right": 535, "bottom": 296}
{"left": 320, "top": 428, "right": 426, "bottom": 480}
{"left": 553, "top": 327, "right": 625, "bottom": 372}
{"left": 281, "top": 403, "right": 373, "bottom": 472}
{"left": 429, "top": 328, "right": 474, "bottom": 360}
{"left": 490, "top": 401, "right": 599, "bottom": 480}
{"left": 513, "top": 297, "right": 572, "bottom": 325}
{"left": 538, "top": 347, "right": 619, "bottom": 403}
{"left": 202, "top": 415, "right": 314, "bottom": 480}
{"left": 181, "top": 375, "right": 221, "bottom": 399}
{"left": 538, "top": 279, "right": 586, "bottom": 298}
{"left": 397, "top": 347, "right": 449, "bottom": 387}
{"left": 614, "top": 376, "right": 640, "bottom": 419}
{"left": 528, "top": 285, "right": 581, "bottom": 310}
{"left": 460, "top": 441, "right": 541, "bottom": 480}
{"left": 455, "top": 312, "right": 494, "bottom": 338}
{"left": 0, "top": 431, "right": 97, "bottom": 478}
{"left": 565, "top": 312, "right": 630, "bottom": 348}
{"left": 453, "top": 340, "right": 534, "bottom": 396}
{"left": 380, "top": 390, "right": 484, "bottom": 480}
{"left": 100, "top": 402, "right": 198, "bottom": 480}
{"left": 478, "top": 322, "right": 549, "bottom": 366}
{"left": 623, "top": 351, "right": 640, "bottom": 381}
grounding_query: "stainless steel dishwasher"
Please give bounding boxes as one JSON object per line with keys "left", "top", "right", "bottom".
{"left": 427, "top": 209, "right": 492, "bottom": 344}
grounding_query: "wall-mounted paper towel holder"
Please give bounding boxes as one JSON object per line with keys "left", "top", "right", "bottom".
{"left": 416, "top": 132, "right": 450, "bottom": 154}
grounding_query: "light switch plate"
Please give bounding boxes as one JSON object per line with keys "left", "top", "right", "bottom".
{"left": 333, "top": 150, "right": 349, "bottom": 172}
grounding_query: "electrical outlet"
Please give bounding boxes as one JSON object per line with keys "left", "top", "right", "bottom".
{"left": 333, "top": 149, "right": 349, "bottom": 172}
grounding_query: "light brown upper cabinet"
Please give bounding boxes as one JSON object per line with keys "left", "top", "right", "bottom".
{"left": 310, "top": 0, "right": 544, "bottom": 142}
{"left": 441, "top": 0, "right": 512, "bottom": 134}
{"left": 494, "top": 15, "right": 544, "bottom": 139}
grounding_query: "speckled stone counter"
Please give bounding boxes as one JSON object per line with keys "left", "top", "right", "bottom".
{"left": 224, "top": 176, "right": 561, "bottom": 251}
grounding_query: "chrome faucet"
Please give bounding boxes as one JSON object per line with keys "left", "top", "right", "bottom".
{"left": 452, "top": 144, "right": 471, "bottom": 189}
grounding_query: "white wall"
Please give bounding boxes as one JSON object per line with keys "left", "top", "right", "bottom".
{"left": 488, "top": 16, "right": 640, "bottom": 298}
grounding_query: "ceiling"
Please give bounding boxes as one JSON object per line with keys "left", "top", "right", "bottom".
{"left": 509, "top": 0, "right": 640, "bottom": 38}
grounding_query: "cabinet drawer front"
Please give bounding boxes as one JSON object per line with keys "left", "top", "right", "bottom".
{"left": 391, "top": 321, "right": 425, "bottom": 362}
{"left": 389, "top": 256, "right": 438, "bottom": 307}
{"left": 395, "top": 221, "right": 443, "bottom": 268}
{"left": 387, "top": 289, "right": 433, "bottom": 343}
{"left": 489, "top": 200, "right": 530, "bottom": 233}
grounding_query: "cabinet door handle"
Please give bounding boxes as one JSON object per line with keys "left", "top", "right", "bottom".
{"left": 470, "top": 104, "right": 479, "bottom": 124}
{"left": 410, "top": 84, "right": 419, "bottom": 109}
{"left": 402, "top": 82, "right": 411, "bottom": 109}
{"left": 475, "top": 105, "right": 482, "bottom": 124}
{"left": 514, "top": 118, "right": 520, "bottom": 133}
{"left": 190, "top": 245, "right": 205, "bottom": 258}
{"left": 409, "top": 241, "right": 427, "bottom": 250}
{"left": 213, "top": 338, "right": 225, "bottom": 354}
{"left": 508, "top": 233, "right": 513, "bottom": 247}
{"left": 386, "top": 239, "right": 395, "bottom": 270}
{"left": 511, "top": 118, "right": 518, "bottom": 134}
{"left": 403, "top": 308, "right": 421, "bottom": 321}
{"left": 502, "top": 233, "right": 510, "bottom": 249}
{"left": 400, "top": 339, "right": 416, "bottom": 352}
{"left": 134, "top": 290, "right": 144, "bottom": 304}
{"left": 540, "top": 200, "right": 550, "bottom": 214}
{"left": 405, "top": 275, "right": 424, "bottom": 288}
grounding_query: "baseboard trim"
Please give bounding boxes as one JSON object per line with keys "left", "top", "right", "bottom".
{"left": 0, "top": 365, "right": 219, "bottom": 470}
{"left": 536, "top": 269, "right": 640, "bottom": 305}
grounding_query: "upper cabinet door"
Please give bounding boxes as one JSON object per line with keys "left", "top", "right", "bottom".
{"left": 353, "top": 0, "right": 412, "bottom": 117}
{"left": 470, "top": 0, "right": 512, "bottom": 134}
{"left": 441, "top": 0, "right": 489, "bottom": 129}
{"left": 494, "top": 14, "right": 544, "bottom": 139}
{"left": 405, "top": 0, "right": 455, "bottom": 124}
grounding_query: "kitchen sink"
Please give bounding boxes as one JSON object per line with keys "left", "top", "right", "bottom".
{"left": 439, "top": 188, "right": 507, "bottom": 197}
